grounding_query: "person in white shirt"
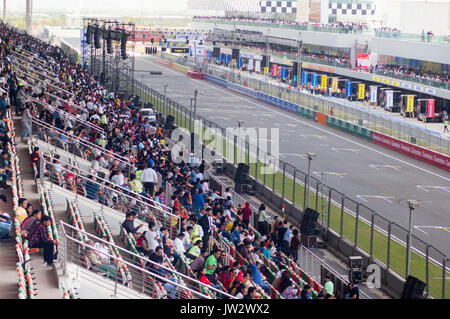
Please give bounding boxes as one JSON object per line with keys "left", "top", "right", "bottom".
{"left": 144, "top": 222, "right": 161, "bottom": 252}
{"left": 173, "top": 233, "right": 186, "bottom": 256}
{"left": 94, "top": 236, "right": 111, "bottom": 264}
{"left": 111, "top": 170, "right": 125, "bottom": 187}
{"left": 140, "top": 165, "right": 158, "bottom": 196}
{"left": 91, "top": 156, "right": 101, "bottom": 172}
{"left": 223, "top": 187, "right": 232, "bottom": 202}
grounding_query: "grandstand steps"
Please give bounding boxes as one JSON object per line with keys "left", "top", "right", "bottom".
{"left": 0, "top": 173, "right": 18, "bottom": 299}
{"left": 0, "top": 241, "right": 20, "bottom": 299}
{"left": 13, "top": 117, "right": 62, "bottom": 299}
{"left": 62, "top": 261, "right": 151, "bottom": 299}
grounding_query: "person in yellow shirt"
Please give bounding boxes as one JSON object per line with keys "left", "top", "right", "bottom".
{"left": 15, "top": 198, "right": 28, "bottom": 224}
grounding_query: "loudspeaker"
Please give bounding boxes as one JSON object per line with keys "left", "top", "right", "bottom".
{"left": 348, "top": 256, "right": 363, "bottom": 270}
{"left": 401, "top": 276, "right": 426, "bottom": 299}
{"left": 232, "top": 48, "right": 240, "bottom": 60}
{"left": 300, "top": 208, "right": 319, "bottom": 236}
{"left": 121, "top": 31, "right": 128, "bottom": 60}
{"left": 86, "top": 25, "right": 92, "bottom": 45}
{"left": 213, "top": 47, "right": 220, "bottom": 58}
{"left": 262, "top": 55, "right": 269, "bottom": 67}
{"left": 293, "top": 62, "right": 298, "bottom": 75}
{"left": 94, "top": 25, "right": 100, "bottom": 49}
{"left": 234, "top": 163, "right": 249, "bottom": 184}
{"left": 349, "top": 270, "right": 362, "bottom": 283}
{"left": 107, "top": 30, "right": 112, "bottom": 54}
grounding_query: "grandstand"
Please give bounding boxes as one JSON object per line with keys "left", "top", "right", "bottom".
{"left": 0, "top": 21, "right": 370, "bottom": 301}
{"left": 1, "top": 1, "right": 449, "bottom": 302}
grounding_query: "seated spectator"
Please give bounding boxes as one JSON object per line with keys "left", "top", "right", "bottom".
{"left": 136, "top": 231, "right": 151, "bottom": 256}
{"left": 15, "top": 198, "right": 29, "bottom": 225}
{"left": 185, "top": 239, "right": 203, "bottom": 262}
{"left": 173, "top": 232, "right": 186, "bottom": 256}
{"left": 20, "top": 209, "right": 42, "bottom": 233}
{"left": 190, "top": 248, "right": 209, "bottom": 274}
{"left": 198, "top": 267, "right": 222, "bottom": 291}
{"left": 27, "top": 215, "right": 57, "bottom": 266}
{"left": 204, "top": 248, "right": 221, "bottom": 281}
{"left": 249, "top": 259, "right": 271, "bottom": 294}
{"left": 122, "top": 212, "right": 143, "bottom": 239}
{"left": 243, "top": 286, "right": 257, "bottom": 299}
{"left": 0, "top": 211, "right": 12, "bottom": 239}
{"left": 299, "top": 284, "right": 312, "bottom": 299}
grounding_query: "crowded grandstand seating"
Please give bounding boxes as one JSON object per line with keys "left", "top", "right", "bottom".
{"left": 195, "top": 16, "right": 368, "bottom": 34}
{"left": 0, "top": 20, "right": 337, "bottom": 299}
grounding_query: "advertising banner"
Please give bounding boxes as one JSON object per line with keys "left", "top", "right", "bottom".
{"left": 264, "top": 66, "right": 269, "bottom": 75}
{"left": 302, "top": 71, "right": 309, "bottom": 85}
{"left": 321, "top": 75, "right": 327, "bottom": 90}
{"left": 272, "top": 64, "right": 278, "bottom": 77}
{"left": 248, "top": 59, "right": 253, "bottom": 71}
{"left": 407, "top": 95, "right": 414, "bottom": 113}
{"left": 224, "top": 54, "right": 230, "bottom": 65}
{"left": 357, "top": 53, "right": 370, "bottom": 71}
{"left": 312, "top": 73, "right": 318, "bottom": 87}
{"left": 358, "top": 84, "right": 365, "bottom": 100}
{"left": 427, "top": 99, "right": 435, "bottom": 118}
{"left": 281, "top": 66, "right": 287, "bottom": 79}
{"left": 345, "top": 81, "right": 352, "bottom": 96}
{"left": 386, "top": 90, "right": 394, "bottom": 107}
{"left": 370, "top": 86, "right": 377, "bottom": 103}
{"left": 255, "top": 60, "right": 261, "bottom": 72}
{"left": 332, "top": 77, "right": 339, "bottom": 93}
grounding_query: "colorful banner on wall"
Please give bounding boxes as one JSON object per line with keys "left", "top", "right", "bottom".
{"left": 264, "top": 66, "right": 269, "bottom": 74}
{"left": 370, "top": 86, "right": 378, "bottom": 103}
{"left": 302, "top": 71, "right": 309, "bottom": 85}
{"left": 321, "top": 75, "right": 327, "bottom": 90}
{"left": 248, "top": 59, "right": 253, "bottom": 71}
{"left": 357, "top": 53, "right": 370, "bottom": 71}
{"left": 272, "top": 64, "right": 278, "bottom": 77}
{"left": 427, "top": 99, "right": 435, "bottom": 118}
{"left": 358, "top": 84, "right": 365, "bottom": 100}
{"left": 237, "top": 58, "right": 242, "bottom": 68}
{"left": 255, "top": 60, "right": 261, "bottom": 72}
{"left": 345, "top": 81, "right": 352, "bottom": 96}
{"left": 331, "top": 77, "right": 338, "bottom": 93}
{"left": 224, "top": 54, "right": 230, "bottom": 65}
{"left": 407, "top": 95, "right": 415, "bottom": 113}
{"left": 281, "top": 66, "right": 287, "bottom": 79}
{"left": 386, "top": 90, "right": 394, "bottom": 107}
{"left": 312, "top": 73, "right": 318, "bottom": 87}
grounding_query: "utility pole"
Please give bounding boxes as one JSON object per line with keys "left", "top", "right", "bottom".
{"left": 25, "top": 0, "right": 33, "bottom": 34}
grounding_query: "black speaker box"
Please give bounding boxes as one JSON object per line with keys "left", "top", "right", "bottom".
{"left": 401, "top": 276, "right": 426, "bottom": 299}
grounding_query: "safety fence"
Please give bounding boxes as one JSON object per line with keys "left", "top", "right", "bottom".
{"left": 119, "top": 64, "right": 449, "bottom": 299}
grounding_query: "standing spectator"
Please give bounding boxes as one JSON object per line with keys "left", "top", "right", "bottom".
{"left": 323, "top": 274, "right": 334, "bottom": 297}
{"left": 192, "top": 188, "right": 205, "bottom": 219}
{"left": 257, "top": 204, "right": 270, "bottom": 236}
{"left": 29, "top": 147, "right": 41, "bottom": 179}
{"left": 21, "top": 104, "right": 32, "bottom": 142}
{"left": 140, "top": 164, "right": 158, "bottom": 196}
{"left": 199, "top": 207, "right": 215, "bottom": 245}
{"left": 241, "top": 202, "right": 252, "bottom": 229}
{"left": 290, "top": 229, "right": 300, "bottom": 262}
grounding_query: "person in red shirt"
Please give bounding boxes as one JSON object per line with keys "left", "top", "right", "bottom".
{"left": 241, "top": 202, "right": 252, "bottom": 230}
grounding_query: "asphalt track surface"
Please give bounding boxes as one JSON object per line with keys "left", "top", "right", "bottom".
{"left": 64, "top": 37, "right": 450, "bottom": 258}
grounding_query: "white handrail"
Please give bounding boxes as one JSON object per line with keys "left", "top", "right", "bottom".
{"left": 59, "top": 221, "right": 216, "bottom": 299}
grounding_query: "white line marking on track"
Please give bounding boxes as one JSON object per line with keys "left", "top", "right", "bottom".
{"left": 313, "top": 171, "right": 347, "bottom": 179}
{"left": 138, "top": 57, "right": 450, "bottom": 183}
{"left": 417, "top": 185, "right": 450, "bottom": 193}
{"left": 355, "top": 195, "right": 396, "bottom": 203}
{"left": 369, "top": 165, "right": 402, "bottom": 171}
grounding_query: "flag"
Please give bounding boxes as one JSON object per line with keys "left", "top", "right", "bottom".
{"left": 321, "top": 75, "right": 327, "bottom": 90}
{"left": 407, "top": 95, "right": 414, "bottom": 113}
{"left": 358, "top": 84, "right": 365, "bottom": 100}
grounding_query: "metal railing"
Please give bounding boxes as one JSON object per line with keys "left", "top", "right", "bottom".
{"left": 374, "top": 31, "right": 450, "bottom": 46}
{"left": 30, "top": 117, "right": 134, "bottom": 174}
{"left": 28, "top": 95, "right": 105, "bottom": 134}
{"left": 370, "top": 69, "right": 449, "bottom": 91}
{"left": 58, "top": 221, "right": 224, "bottom": 299}
{"left": 123, "top": 64, "right": 449, "bottom": 299}
{"left": 42, "top": 157, "right": 179, "bottom": 237}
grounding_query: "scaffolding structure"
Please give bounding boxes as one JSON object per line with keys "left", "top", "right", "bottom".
{"left": 82, "top": 18, "right": 135, "bottom": 97}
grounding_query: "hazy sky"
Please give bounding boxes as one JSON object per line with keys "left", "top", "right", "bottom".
{"left": 7, "top": 0, "right": 189, "bottom": 15}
